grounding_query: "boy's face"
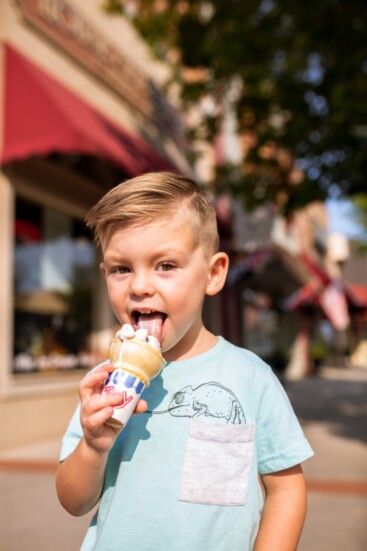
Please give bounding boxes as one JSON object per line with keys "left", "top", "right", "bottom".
{"left": 100, "top": 216, "right": 228, "bottom": 361}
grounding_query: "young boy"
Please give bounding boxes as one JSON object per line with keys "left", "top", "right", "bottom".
{"left": 56, "top": 171, "right": 313, "bottom": 551}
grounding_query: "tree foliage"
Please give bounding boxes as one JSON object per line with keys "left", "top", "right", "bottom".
{"left": 104, "top": 0, "right": 367, "bottom": 214}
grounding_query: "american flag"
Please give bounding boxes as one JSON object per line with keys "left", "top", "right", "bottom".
{"left": 320, "top": 283, "right": 350, "bottom": 331}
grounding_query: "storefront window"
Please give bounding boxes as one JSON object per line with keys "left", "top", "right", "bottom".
{"left": 242, "top": 290, "right": 278, "bottom": 360}
{"left": 13, "top": 196, "right": 98, "bottom": 374}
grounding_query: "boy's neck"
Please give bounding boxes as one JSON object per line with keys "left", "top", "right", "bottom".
{"left": 163, "top": 327, "right": 218, "bottom": 362}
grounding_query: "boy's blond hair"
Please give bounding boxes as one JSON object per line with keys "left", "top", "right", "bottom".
{"left": 85, "top": 172, "right": 219, "bottom": 257}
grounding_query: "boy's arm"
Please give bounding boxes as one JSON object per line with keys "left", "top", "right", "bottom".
{"left": 56, "top": 364, "right": 147, "bottom": 516}
{"left": 254, "top": 464, "right": 307, "bottom": 551}
{"left": 56, "top": 433, "right": 111, "bottom": 517}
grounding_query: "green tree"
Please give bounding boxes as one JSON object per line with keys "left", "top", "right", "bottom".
{"left": 104, "top": 1, "right": 367, "bottom": 214}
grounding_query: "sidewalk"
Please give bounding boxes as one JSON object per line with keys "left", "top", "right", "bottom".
{"left": 1, "top": 365, "right": 367, "bottom": 551}
{"left": 285, "top": 365, "right": 367, "bottom": 551}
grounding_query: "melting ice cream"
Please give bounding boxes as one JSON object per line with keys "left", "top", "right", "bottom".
{"left": 103, "top": 323, "right": 166, "bottom": 429}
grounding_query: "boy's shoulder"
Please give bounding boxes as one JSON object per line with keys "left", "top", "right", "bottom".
{"left": 217, "top": 335, "right": 267, "bottom": 360}
{"left": 215, "top": 336, "right": 274, "bottom": 378}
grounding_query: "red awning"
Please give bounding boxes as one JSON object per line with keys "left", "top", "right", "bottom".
{"left": 284, "top": 278, "right": 367, "bottom": 331}
{"left": 285, "top": 281, "right": 367, "bottom": 310}
{"left": 345, "top": 284, "right": 367, "bottom": 309}
{"left": 1, "top": 44, "right": 175, "bottom": 174}
{"left": 282, "top": 282, "right": 322, "bottom": 310}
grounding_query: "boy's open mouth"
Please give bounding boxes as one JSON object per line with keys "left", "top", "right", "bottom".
{"left": 132, "top": 310, "right": 167, "bottom": 343}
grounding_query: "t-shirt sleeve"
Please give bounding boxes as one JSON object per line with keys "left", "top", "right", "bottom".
{"left": 59, "top": 401, "right": 83, "bottom": 462}
{"left": 253, "top": 363, "right": 314, "bottom": 474}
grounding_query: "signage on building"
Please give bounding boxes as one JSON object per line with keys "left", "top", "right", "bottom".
{"left": 17, "top": 0, "right": 183, "bottom": 139}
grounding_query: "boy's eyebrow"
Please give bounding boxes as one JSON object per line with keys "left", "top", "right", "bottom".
{"left": 103, "top": 245, "right": 189, "bottom": 260}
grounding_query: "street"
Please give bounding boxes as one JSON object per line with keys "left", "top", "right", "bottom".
{"left": 286, "top": 367, "right": 367, "bottom": 551}
{"left": 1, "top": 365, "right": 366, "bottom": 551}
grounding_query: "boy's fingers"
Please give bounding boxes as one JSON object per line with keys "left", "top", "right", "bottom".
{"left": 78, "top": 371, "right": 106, "bottom": 401}
{"left": 103, "top": 363, "right": 115, "bottom": 373}
{"left": 133, "top": 399, "right": 148, "bottom": 415}
{"left": 78, "top": 364, "right": 114, "bottom": 401}
{"left": 83, "top": 406, "right": 115, "bottom": 432}
{"left": 83, "top": 391, "right": 123, "bottom": 417}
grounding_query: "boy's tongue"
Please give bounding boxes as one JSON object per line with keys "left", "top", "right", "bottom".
{"left": 137, "top": 313, "right": 164, "bottom": 343}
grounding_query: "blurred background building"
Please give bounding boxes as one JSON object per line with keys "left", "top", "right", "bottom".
{"left": 0, "top": 0, "right": 192, "bottom": 450}
{"left": 1, "top": 0, "right": 367, "bottom": 453}
{"left": 213, "top": 196, "right": 367, "bottom": 381}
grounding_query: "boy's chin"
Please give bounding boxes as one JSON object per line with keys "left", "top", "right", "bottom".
{"left": 160, "top": 339, "right": 176, "bottom": 358}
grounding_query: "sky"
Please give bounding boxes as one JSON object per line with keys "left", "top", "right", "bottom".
{"left": 326, "top": 198, "right": 367, "bottom": 241}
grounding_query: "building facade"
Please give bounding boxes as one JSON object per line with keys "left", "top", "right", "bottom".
{"left": 0, "top": 0, "right": 192, "bottom": 450}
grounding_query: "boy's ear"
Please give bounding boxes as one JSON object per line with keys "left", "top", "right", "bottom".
{"left": 100, "top": 262, "right": 106, "bottom": 276}
{"left": 206, "top": 252, "right": 229, "bottom": 296}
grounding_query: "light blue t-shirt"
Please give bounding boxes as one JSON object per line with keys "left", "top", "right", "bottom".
{"left": 60, "top": 337, "right": 313, "bottom": 551}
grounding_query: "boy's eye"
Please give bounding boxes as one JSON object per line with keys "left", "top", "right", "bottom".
{"left": 157, "top": 262, "right": 176, "bottom": 272}
{"left": 111, "top": 266, "right": 130, "bottom": 275}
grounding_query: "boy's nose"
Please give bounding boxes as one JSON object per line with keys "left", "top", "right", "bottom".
{"left": 129, "top": 271, "right": 154, "bottom": 296}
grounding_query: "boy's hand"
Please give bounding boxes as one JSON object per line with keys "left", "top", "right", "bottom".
{"left": 78, "top": 364, "right": 147, "bottom": 454}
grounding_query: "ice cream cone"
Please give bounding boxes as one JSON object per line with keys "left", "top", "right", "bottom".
{"left": 103, "top": 325, "right": 166, "bottom": 429}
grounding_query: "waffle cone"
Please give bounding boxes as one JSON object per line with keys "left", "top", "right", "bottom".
{"left": 109, "top": 337, "right": 165, "bottom": 386}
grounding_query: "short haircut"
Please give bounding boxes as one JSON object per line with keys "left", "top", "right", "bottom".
{"left": 85, "top": 171, "right": 219, "bottom": 257}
